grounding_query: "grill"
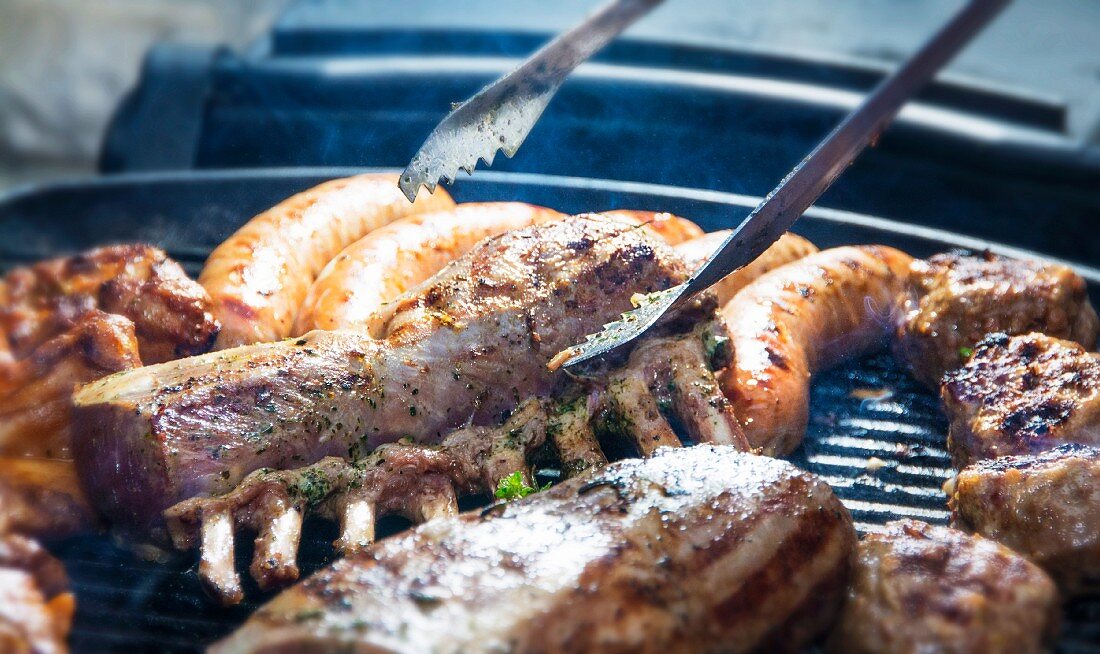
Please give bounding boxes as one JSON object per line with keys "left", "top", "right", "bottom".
{"left": 2, "top": 169, "right": 1098, "bottom": 652}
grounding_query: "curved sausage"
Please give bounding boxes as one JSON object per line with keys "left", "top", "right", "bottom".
{"left": 675, "top": 231, "right": 818, "bottom": 305}
{"left": 200, "top": 174, "right": 454, "bottom": 348}
{"left": 596, "top": 210, "right": 704, "bottom": 245}
{"left": 718, "top": 246, "right": 913, "bottom": 455}
{"left": 295, "top": 203, "right": 562, "bottom": 335}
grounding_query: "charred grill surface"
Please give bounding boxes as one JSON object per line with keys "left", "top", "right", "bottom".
{"left": 212, "top": 446, "right": 856, "bottom": 654}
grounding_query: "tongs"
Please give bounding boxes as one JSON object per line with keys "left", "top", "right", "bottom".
{"left": 556, "top": 0, "right": 1010, "bottom": 370}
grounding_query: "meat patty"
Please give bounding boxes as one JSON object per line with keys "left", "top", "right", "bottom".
{"left": 894, "top": 251, "right": 1098, "bottom": 388}
{"left": 827, "top": 519, "right": 1060, "bottom": 654}
{"left": 941, "top": 332, "right": 1100, "bottom": 467}
{"left": 0, "top": 535, "right": 73, "bottom": 654}
{"left": 949, "top": 443, "right": 1100, "bottom": 595}
{"left": 0, "top": 244, "right": 218, "bottom": 364}
{"left": 212, "top": 446, "right": 856, "bottom": 654}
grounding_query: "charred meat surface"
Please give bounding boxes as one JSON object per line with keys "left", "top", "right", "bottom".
{"left": 950, "top": 443, "right": 1100, "bottom": 595}
{"left": 0, "top": 458, "right": 100, "bottom": 539}
{"left": 827, "top": 519, "right": 1060, "bottom": 654}
{"left": 73, "top": 217, "right": 716, "bottom": 537}
{"left": 894, "top": 252, "right": 1098, "bottom": 388}
{"left": 0, "top": 535, "right": 74, "bottom": 654}
{"left": 213, "top": 446, "right": 856, "bottom": 654}
{"left": 942, "top": 332, "right": 1100, "bottom": 467}
{"left": 0, "top": 244, "right": 218, "bottom": 365}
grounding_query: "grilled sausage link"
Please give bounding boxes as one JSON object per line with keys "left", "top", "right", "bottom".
{"left": 212, "top": 446, "right": 856, "bottom": 654}
{"left": 675, "top": 231, "right": 818, "bottom": 305}
{"left": 596, "top": 210, "right": 705, "bottom": 245}
{"left": 295, "top": 202, "right": 563, "bottom": 335}
{"left": 201, "top": 174, "right": 454, "bottom": 348}
{"left": 718, "top": 246, "right": 913, "bottom": 455}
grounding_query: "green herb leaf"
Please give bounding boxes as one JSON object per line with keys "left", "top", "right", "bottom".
{"left": 493, "top": 471, "right": 546, "bottom": 501}
{"left": 959, "top": 346, "right": 974, "bottom": 360}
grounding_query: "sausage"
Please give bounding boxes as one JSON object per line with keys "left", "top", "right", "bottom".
{"left": 200, "top": 174, "right": 454, "bottom": 348}
{"left": 295, "top": 202, "right": 562, "bottom": 335}
{"left": 675, "top": 231, "right": 818, "bottom": 305}
{"left": 596, "top": 210, "right": 704, "bottom": 245}
{"left": 718, "top": 246, "right": 913, "bottom": 455}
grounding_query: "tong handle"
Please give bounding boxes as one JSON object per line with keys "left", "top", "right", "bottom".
{"left": 687, "top": 0, "right": 1010, "bottom": 294}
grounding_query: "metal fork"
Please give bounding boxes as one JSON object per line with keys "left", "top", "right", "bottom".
{"left": 555, "top": 0, "right": 1010, "bottom": 371}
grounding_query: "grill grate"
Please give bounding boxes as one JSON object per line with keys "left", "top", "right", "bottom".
{"left": 2, "top": 170, "right": 1096, "bottom": 652}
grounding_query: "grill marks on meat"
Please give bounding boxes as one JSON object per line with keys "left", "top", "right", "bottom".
{"left": 950, "top": 444, "right": 1100, "bottom": 595}
{"left": 827, "top": 519, "right": 1060, "bottom": 654}
{"left": 211, "top": 446, "right": 856, "bottom": 654}
{"left": 942, "top": 332, "right": 1100, "bottom": 467}
{"left": 0, "top": 535, "right": 74, "bottom": 654}
{"left": 0, "top": 244, "right": 218, "bottom": 365}
{"left": 895, "top": 251, "right": 1099, "bottom": 388}
{"left": 72, "top": 217, "right": 699, "bottom": 537}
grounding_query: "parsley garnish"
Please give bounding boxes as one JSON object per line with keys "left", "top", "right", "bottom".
{"left": 959, "top": 346, "right": 974, "bottom": 359}
{"left": 493, "top": 471, "right": 547, "bottom": 501}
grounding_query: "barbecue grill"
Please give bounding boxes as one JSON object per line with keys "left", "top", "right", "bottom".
{"left": 5, "top": 3, "right": 1100, "bottom": 651}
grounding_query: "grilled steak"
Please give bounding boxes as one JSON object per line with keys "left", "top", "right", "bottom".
{"left": 941, "top": 332, "right": 1100, "bottom": 467}
{"left": 0, "top": 535, "right": 73, "bottom": 654}
{"left": 894, "top": 252, "right": 1098, "bottom": 388}
{"left": 827, "top": 519, "right": 1060, "bottom": 654}
{"left": 72, "top": 217, "right": 696, "bottom": 536}
{"left": 213, "top": 445, "right": 856, "bottom": 654}
{"left": 950, "top": 443, "right": 1100, "bottom": 595}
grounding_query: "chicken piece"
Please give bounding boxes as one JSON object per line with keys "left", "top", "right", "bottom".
{"left": 0, "top": 458, "right": 99, "bottom": 539}
{"left": 827, "top": 519, "right": 1059, "bottom": 654}
{"left": 718, "top": 246, "right": 912, "bottom": 455}
{"left": 894, "top": 251, "right": 1098, "bottom": 388}
{"left": 73, "top": 216, "right": 740, "bottom": 540}
{"left": 0, "top": 244, "right": 218, "bottom": 365}
{"left": 0, "top": 535, "right": 74, "bottom": 654}
{"left": 941, "top": 332, "right": 1100, "bottom": 467}
{"left": 0, "top": 310, "right": 142, "bottom": 459}
{"left": 949, "top": 443, "right": 1100, "bottom": 595}
{"left": 212, "top": 446, "right": 856, "bottom": 654}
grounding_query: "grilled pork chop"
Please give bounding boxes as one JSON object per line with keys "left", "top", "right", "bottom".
{"left": 73, "top": 217, "right": 704, "bottom": 537}
{"left": 942, "top": 332, "right": 1100, "bottom": 467}
{"left": 950, "top": 443, "right": 1100, "bottom": 594}
{"left": 213, "top": 446, "right": 856, "bottom": 654}
{"left": 894, "top": 252, "right": 1098, "bottom": 387}
{"left": 827, "top": 520, "right": 1060, "bottom": 654}
{"left": 0, "top": 535, "right": 73, "bottom": 654}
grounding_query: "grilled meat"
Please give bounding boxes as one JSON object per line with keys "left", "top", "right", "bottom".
{"left": 0, "top": 244, "right": 217, "bottom": 365}
{"left": 0, "top": 458, "right": 99, "bottom": 539}
{"left": 73, "top": 217, "right": 733, "bottom": 538}
{"left": 941, "top": 332, "right": 1100, "bottom": 467}
{"left": 201, "top": 174, "right": 453, "bottom": 348}
{"left": 950, "top": 443, "right": 1100, "bottom": 594}
{"left": 894, "top": 251, "right": 1099, "bottom": 388}
{"left": 0, "top": 535, "right": 74, "bottom": 654}
{"left": 674, "top": 231, "right": 818, "bottom": 306}
{"left": 827, "top": 519, "right": 1060, "bottom": 654}
{"left": 0, "top": 310, "right": 141, "bottom": 460}
{"left": 213, "top": 446, "right": 856, "bottom": 654}
{"left": 717, "top": 246, "right": 912, "bottom": 455}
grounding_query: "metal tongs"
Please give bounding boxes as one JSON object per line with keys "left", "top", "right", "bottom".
{"left": 556, "top": 0, "right": 1010, "bottom": 370}
{"left": 399, "top": 0, "right": 665, "bottom": 202}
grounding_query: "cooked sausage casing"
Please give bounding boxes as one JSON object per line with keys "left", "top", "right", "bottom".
{"left": 201, "top": 174, "right": 454, "bottom": 348}
{"left": 718, "top": 246, "right": 912, "bottom": 455}
{"left": 675, "top": 231, "right": 818, "bottom": 305}
{"left": 295, "top": 202, "right": 562, "bottom": 335}
{"left": 212, "top": 445, "right": 856, "bottom": 654}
